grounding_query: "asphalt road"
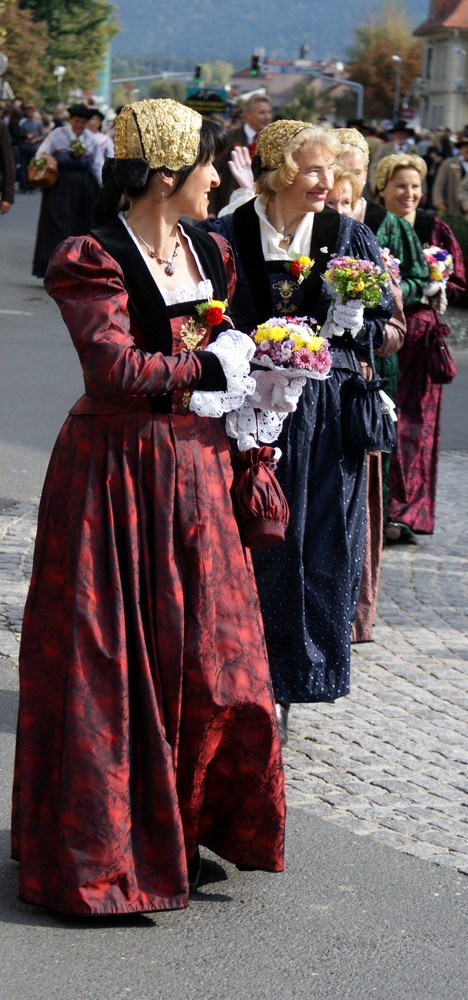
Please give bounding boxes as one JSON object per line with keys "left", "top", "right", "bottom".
{"left": 0, "top": 195, "right": 467, "bottom": 1000}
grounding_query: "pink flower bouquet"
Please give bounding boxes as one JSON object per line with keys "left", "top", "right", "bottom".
{"left": 251, "top": 316, "right": 332, "bottom": 380}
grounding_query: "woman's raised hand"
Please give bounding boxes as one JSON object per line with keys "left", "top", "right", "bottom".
{"left": 228, "top": 146, "right": 255, "bottom": 190}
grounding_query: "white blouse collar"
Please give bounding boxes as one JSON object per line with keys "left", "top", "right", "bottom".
{"left": 254, "top": 196, "right": 314, "bottom": 261}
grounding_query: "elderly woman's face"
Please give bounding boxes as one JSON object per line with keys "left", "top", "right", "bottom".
{"left": 339, "top": 150, "right": 368, "bottom": 193}
{"left": 382, "top": 167, "right": 422, "bottom": 219}
{"left": 326, "top": 179, "right": 354, "bottom": 216}
{"left": 284, "top": 142, "right": 335, "bottom": 215}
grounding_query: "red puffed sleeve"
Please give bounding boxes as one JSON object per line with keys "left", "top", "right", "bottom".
{"left": 44, "top": 235, "right": 219, "bottom": 399}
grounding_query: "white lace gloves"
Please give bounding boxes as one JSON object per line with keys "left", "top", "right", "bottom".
{"left": 226, "top": 367, "right": 307, "bottom": 452}
{"left": 247, "top": 369, "right": 306, "bottom": 412}
{"left": 321, "top": 297, "right": 365, "bottom": 339}
{"left": 421, "top": 280, "right": 448, "bottom": 315}
{"left": 189, "top": 330, "right": 256, "bottom": 418}
{"left": 189, "top": 330, "right": 307, "bottom": 451}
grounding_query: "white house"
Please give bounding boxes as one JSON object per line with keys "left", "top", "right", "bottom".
{"left": 415, "top": 0, "right": 468, "bottom": 131}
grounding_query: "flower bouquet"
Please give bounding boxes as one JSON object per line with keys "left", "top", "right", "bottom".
{"left": 422, "top": 245, "right": 453, "bottom": 282}
{"left": 379, "top": 247, "right": 401, "bottom": 283}
{"left": 321, "top": 255, "right": 389, "bottom": 338}
{"left": 421, "top": 245, "right": 453, "bottom": 314}
{"left": 251, "top": 316, "right": 332, "bottom": 379}
{"left": 323, "top": 255, "right": 389, "bottom": 307}
{"left": 27, "top": 154, "right": 59, "bottom": 190}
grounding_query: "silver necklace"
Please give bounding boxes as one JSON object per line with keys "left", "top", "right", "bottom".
{"left": 125, "top": 213, "right": 180, "bottom": 276}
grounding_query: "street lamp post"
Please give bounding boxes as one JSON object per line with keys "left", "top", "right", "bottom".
{"left": 392, "top": 55, "right": 402, "bottom": 123}
{"left": 53, "top": 65, "right": 66, "bottom": 99}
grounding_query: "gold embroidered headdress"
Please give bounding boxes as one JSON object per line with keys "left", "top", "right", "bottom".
{"left": 375, "top": 153, "right": 427, "bottom": 192}
{"left": 114, "top": 98, "right": 203, "bottom": 171}
{"left": 334, "top": 127, "right": 370, "bottom": 164}
{"left": 255, "top": 119, "right": 312, "bottom": 171}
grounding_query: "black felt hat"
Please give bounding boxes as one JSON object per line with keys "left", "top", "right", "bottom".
{"left": 88, "top": 107, "right": 105, "bottom": 122}
{"left": 389, "top": 119, "right": 414, "bottom": 135}
{"left": 67, "top": 102, "right": 93, "bottom": 120}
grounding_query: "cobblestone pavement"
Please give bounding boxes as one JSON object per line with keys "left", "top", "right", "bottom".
{"left": 1, "top": 454, "right": 467, "bottom": 876}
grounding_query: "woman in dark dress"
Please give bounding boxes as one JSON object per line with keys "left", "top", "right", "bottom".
{"left": 375, "top": 153, "right": 465, "bottom": 538}
{"left": 32, "top": 103, "right": 104, "bottom": 278}
{"left": 205, "top": 120, "right": 392, "bottom": 744}
{"left": 12, "top": 99, "right": 285, "bottom": 916}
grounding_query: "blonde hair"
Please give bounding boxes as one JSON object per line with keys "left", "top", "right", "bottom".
{"left": 255, "top": 124, "right": 340, "bottom": 199}
{"left": 375, "top": 153, "right": 427, "bottom": 193}
{"left": 329, "top": 164, "right": 361, "bottom": 208}
{"left": 334, "top": 127, "right": 370, "bottom": 165}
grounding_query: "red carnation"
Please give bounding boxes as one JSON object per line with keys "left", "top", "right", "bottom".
{"left": 204, "top": 306, "right": 224, "bottom": 326}
{"left": 289, "top": 260, "right": 302, "bottom": 276}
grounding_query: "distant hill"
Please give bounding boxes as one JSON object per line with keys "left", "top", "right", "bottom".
{"left": 111, "top": 0, "right": 429, "bottom": 61}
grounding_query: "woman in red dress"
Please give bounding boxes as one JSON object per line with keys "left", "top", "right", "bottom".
{"left": 375, "top": 153, "right": 465, "bottom": 538}
{"left": 12, "top": 99, "right": 285, "bottom": 916}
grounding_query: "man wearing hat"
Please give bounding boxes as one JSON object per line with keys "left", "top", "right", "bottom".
{"left": 432, "top": 135, "right": 468, "bottom": 218}
{"left": 370, "top": 120, "right": 417, "bottom": 194}
{"left": 31, "top": 102, "right": 104, "bottom": 277}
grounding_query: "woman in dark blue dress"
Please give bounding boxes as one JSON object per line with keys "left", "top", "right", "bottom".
{"left": 205, "top": 121, "right": 392, "bottom": 743}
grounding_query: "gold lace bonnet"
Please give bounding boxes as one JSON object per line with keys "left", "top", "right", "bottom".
{"left": 114, "top": 99, "right": 203, "bottom": 171}
{"left": 334, "top": 127, "right": 370, "bottom": 164}
{"left": 256, "top": 119, "right": 312, "bottom": 171}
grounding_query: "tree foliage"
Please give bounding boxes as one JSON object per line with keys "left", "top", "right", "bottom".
{"left": 149, "top": 79, "right": 186, "bottom": 102}
{"left": 346, "top": 4, "right": 423, "bottom": 122}
{"left": 277, "top": 80, "right": 317, "bottom": 122}
{"left": 17, "top": 0, "right": 119, "bottom": 102}
{"left": 2, "top": 0, "right": 48, "bottom": 100}
{"left": 198, "top": 61, "right": 233, "bottom": 88}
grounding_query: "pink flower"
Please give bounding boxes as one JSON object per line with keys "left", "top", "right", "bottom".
{"left": 292, "top": 348, "right": 315, "bottom": 369}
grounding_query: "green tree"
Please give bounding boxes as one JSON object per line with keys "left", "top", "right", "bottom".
{"left": 277, "top": 80, "right": 317, "bottom": 122}
{"left": 149, "top": 79, "right": 186, "bottom": 102}
{"left": 198, "top": 61, "right": 233, "bottom": 88}
{"left": 346, "top": 4, "right": 423, "bottom": 122}
{"left": 18, "top": 0, "right": 119, "bottom": 103}
{"left": 2, "top": 0, "right": 48, "bottom": 100}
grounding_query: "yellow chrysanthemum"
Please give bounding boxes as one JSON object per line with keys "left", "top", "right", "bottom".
{"left": 297, "top": 256, "right": 312, "bottom": 268}
{"left": 254, "top": 324, "right": 285, "bottom": 343}
{"left": 309, "top": 336, "right": 325, "bottom": 351}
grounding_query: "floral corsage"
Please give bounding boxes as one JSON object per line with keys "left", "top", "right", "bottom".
{"left": 70, "top": 138, "right": 87, "bottom": 156}
{"left": 284, "top": 255, "right": 314, "bottom": 284}
{"left": 251, "top": 316, "right": 332, "bottom": 379}
{"left": 195, "top": 298, "right": 233, "bottom": 328}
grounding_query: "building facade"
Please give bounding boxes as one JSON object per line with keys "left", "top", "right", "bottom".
{"left": 415, "top": 0, "right": 468, "bottom": 131}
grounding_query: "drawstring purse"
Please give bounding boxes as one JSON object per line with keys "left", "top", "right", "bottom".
{"left": 341, "top": 337, "right": 397, "bottom": 453}
{"left": 231, "top": 446, "right": 290, "bottom": 550}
